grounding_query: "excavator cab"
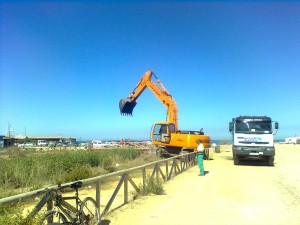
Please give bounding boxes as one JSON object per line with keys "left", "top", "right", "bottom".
{"left": 119, "top": 98, "right": 137, "bottom": 115}
{"left": 151, "top": 122, "right": 174, "bottom": 144}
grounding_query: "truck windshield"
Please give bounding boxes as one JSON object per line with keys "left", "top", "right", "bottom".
{"left": 235, "top": 121, "right": 272, "bottom": 133}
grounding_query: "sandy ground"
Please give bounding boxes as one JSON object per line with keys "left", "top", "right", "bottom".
{"left": 103, "top": 144, "right": 300, "bottom": 225}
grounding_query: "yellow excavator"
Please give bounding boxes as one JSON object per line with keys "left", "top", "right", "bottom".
{"left": 119, "top": 70, "right": 211, "bottom": 156}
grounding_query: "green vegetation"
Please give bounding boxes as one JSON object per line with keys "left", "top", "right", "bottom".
{"left": 0, "top": 202, "right": 48, "bottom": 225}
{"left": 0, "top": 147, "right": 158, "bottom": 199}
{"left": 0, "top": 147, "right": 162, "bottom": 224}
{"left": 133, "top": 176, "right": 165, "bottom": 198}
{"left": 0, "top": 203, "right": 39, "bottom": 225}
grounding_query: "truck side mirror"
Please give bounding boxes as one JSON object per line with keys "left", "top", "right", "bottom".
{"left": 229, "top": 122, "right": 233, "bottom": 132}
{"left": 275, "top": 122, "right": 279, "bottom": 130}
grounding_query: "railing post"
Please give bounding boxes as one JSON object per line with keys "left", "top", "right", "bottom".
{"left": 47, "top": 193, "right": 53, "bottom": 211}
{"left": 166, "top": 160, "right": 169, "bottom": 181}
{"left": 156, "top": 163, "right": 159, "bottom": 181}
{"left": 96, "top": 180, "right": 100, "bottom": 216}
{"left": 142, "top": 168, "right": 146, "bottom": 190}
{"left": 124, "top": 173, "right": 128, "bottom": 204}
{"left": 46, "top": 193, "right": 53, "bottom": 223}
{"left": 183, "top": 154, "right": 187, "bottom": 170}
{"left": 174, "top": 158, "right": 177, "bottom": 175}
{"left": 180, "top": 155, "right": 183, "bottom": 171}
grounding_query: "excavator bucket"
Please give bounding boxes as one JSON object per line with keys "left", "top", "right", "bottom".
{"left": 119, "top": 98, "right": 137, "bottom": 115}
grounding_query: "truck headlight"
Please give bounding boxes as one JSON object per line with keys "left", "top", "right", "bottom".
{"left": 266, "top": 147, "right": 274, "bottom": 151}
{"left": 234, "top": 146, "right": 242, "bottom": 150}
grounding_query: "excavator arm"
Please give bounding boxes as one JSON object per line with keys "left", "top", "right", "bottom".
{"left": 119, "top": 70, "right": 179, "bottom": 130}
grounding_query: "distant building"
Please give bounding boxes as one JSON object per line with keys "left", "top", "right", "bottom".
{"left": 27, "top": 136, "right": 63, "bottom": 142}
{"left": 14, "top": 136, "right": 76, "bottom": 143}
{"left": 1, "top": 135, "right": 76, "bottom": 148}
{"left": 0, "top": 136, "right": 4, "bottom": 148}
{"left": 0, "top": 135, "right": 14, "bottom": 148}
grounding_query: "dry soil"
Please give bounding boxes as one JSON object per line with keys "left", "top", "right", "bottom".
{"left": 103, "top": 144, "right": 300, "bottom": 225}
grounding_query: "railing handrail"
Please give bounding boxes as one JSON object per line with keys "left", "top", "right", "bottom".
{"left": 0, "top": 152, "right": 198, "bottom": 216}
{"left": 0, "top": 156, "right": 166, "bottom": 204}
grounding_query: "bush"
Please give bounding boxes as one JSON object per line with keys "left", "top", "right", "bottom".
{"left": 0, "top": 203, "right": 42, "bottom": 225}
{"left": 102, "top": 157, "right": 115, "bottom": 172}
{"left": 136, "top": 176, "right": 165, "bottom": 196}
{"left": 57, "top": 165, "right": 94, "bottom": 184}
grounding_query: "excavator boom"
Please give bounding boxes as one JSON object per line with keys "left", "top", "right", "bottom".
{"left": 119, "top": 70, "right": 178, "bottom": 129}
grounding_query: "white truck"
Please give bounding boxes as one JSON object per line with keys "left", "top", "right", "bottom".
{"left": 229, "top": 116, "right": 279, "bottom": 166}
{"left": 37, "top": 140, "right": 48, "bottom": 146}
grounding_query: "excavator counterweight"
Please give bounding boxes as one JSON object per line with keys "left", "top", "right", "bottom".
{"left": 119, "top": 98, "right": 137, "bottom": 115}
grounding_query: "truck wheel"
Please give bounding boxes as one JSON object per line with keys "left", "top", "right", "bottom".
{"left": 233, "top": 155, "right": 239, "bottom": 165}
{"left": 268, "top": 156, "right": 274, "bottom": 166}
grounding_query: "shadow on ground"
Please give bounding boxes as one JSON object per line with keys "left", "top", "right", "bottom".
{"left": 221, "top": 155, "right": 272, "bottom": 167}
{"left": 100, "top": 219, "right": 111, "bottom": 225}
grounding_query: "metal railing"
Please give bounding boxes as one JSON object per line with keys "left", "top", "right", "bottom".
{"left": 0, "top": 152, "right": 197, "bottom": 219}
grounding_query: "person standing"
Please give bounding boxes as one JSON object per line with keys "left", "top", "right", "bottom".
{"left": 195, "top": 139, "right": 205, "bottom": 176}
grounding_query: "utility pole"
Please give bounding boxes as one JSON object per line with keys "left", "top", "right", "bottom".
{"left": 8, "top": 122, "right": 11, "bottom": 137}
{"left": 7, "top": 123, "right": 14, "bottom": 137}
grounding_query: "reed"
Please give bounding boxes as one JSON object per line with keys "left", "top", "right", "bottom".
{"left": 0, "top": 148, "right": 158, "bottom": 199}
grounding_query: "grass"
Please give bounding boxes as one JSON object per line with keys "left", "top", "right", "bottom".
{"left": 0, "top": 147, "right": 159, "bottom": 199}
{"left": 0, "top": 147, "right": 162, "bottom": 224}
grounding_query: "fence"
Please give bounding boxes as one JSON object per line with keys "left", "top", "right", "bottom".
{"left": 0, "top": 152, "right": 197, "bottom": 220}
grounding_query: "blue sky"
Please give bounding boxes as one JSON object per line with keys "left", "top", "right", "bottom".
{"left": 1, "top": 1, "right": 299, "bottom": 141}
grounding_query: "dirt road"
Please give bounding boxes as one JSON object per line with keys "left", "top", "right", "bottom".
{"left": 104, "top": 144, "right": 300, "bottom": 225}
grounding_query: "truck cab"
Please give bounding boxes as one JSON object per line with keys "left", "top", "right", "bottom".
{"left": 229, "top": 116, "right": 278, "bottom": 166}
